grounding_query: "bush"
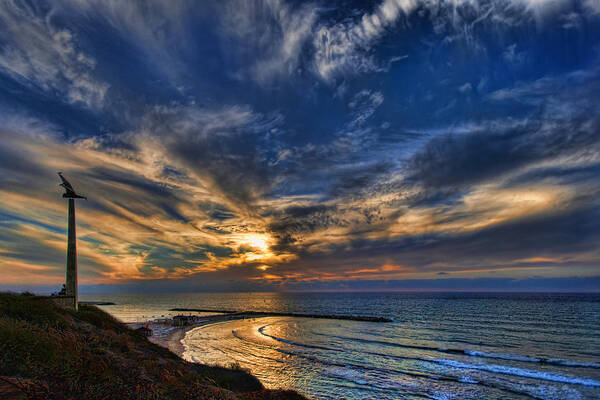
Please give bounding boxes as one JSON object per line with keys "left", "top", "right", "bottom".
{"left": 0, "top": 293, "right": 306, "bottom": 400}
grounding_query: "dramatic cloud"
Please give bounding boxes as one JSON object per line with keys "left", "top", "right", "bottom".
{"left": 0, "top": 0, "right": 108, "bottom": 108}
{"left": 313, "top": 0, "right": 419, "bottom": 81}
{"left": 218, "top": 0, "right": 319, "bottom": 83}
{"left": 0, "top": 0, "right": 599, "bottom": 292}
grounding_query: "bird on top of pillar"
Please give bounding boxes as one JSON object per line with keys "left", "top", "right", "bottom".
{"left": 58, "top": 172, "right": 87, "bottom": 200}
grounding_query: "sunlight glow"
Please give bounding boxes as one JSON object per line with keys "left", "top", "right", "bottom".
{"left": 242, "top": 234, "right": 270, "bottom": 253}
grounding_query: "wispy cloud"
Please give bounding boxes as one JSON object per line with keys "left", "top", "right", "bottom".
{"left": 218, "top": 0, "right": 319, "bottom": 84}
{"left": 0, "top": 0, "right": 108, "bottom": 108}
{"left": 313, "top": 0, "right": 418, "bottom": 81}
{"left": 1, "top": 0, "right": 599, "bottom": 291}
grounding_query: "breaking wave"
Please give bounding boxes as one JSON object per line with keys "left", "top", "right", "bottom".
{"left": 433, "top": 359, "right": 600, "bottom": 387}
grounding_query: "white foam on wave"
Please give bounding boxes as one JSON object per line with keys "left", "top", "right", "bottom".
{"left": 464, "top": 350, "right": 600, "bottom": 368}
{"left": 326, "top": 367, "right": 369, "bottom": 386}
{"left": 428, "top": 392, "right": 456, "bottom": 400}
{"left": 464, "top": 350, "right": 540, "bottom": 363}
{"left": 458, "top": 376, "right": 479, "bottom": 384}
{"left": 326, "top": 366, "right": 458, "bottom": 398}
{"left": 508, "top": 381, "right": 585, "bottom": 400}
{"left": 433, "top": 359, "right": 600, "bottom": 387}
{"left": 321, "top": 331, "right": 598, "bottom": 371}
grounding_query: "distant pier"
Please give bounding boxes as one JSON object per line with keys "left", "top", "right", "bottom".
{"left": 169, "top": 308, "right": 392, "bottom": 323}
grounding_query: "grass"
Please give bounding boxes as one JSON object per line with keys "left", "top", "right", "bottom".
{"left": 0, "top": 293, "right": 307, "bottom": 400}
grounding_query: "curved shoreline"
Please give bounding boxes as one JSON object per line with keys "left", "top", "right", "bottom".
{"left": 142, "top": 313, "right": 270, "bottom": 358}
{"left": 158, "top": 325, "right": 189, "bottom": 357}
{"left": 146, "top": 309, "right": 392, "bottom": 362}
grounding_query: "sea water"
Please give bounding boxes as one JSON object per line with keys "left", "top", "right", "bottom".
{"left": 82, "top": 292, "right": 600, "bottom": 400}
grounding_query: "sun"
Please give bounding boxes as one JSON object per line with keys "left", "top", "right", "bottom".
{"left": 243, "top": 234, "right": 270, "bottom": 253}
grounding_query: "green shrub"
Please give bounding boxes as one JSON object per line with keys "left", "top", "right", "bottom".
{"left": 0, "top": 293, "right": 306, "bottom": 400}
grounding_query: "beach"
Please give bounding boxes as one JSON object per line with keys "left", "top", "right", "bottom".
{"left": 132, "top": 309, "right": 392, "bottom": 358}
{"left": 130, "top": 313, "right": 255, "bottom": 358}
{"left": 150, "top": 323, "right": 189, "bottom": 356}
{"left": 108, "top": 292, "right": 600, "bottom": 400}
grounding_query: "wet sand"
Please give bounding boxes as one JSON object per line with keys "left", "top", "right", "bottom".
{"left": 135, "top": 309, "right": 391, "bottom": 359}
{"left": 131, "top": 313, "right": 261, "bottom": 358}
{"left": 152, "top": 324, "right": 188, "bottom": 356}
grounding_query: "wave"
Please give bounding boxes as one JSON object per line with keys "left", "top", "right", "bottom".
{"left": 326, "top": 367, "right": 459, "bottom": 400}
{"left": 325, "top": 366, "right": 548, "bottom": 400}
{"left": 544, "top": 359, "right": 600, "bottom": 368}
{"left": 257, "top": 325, "right": 337, "bottom": 351}
{"left": 185, "top": 313, "right": 600, "bottom": 400}
{"left": 219, "top": 325, "right": 568, "bottom": 399}
{"left": 315, "top": 333, "right": 599, "bottom": 369}
{"left": 464, "top": 350, "right": 539, "bottom": 363}
{"left": 316, "top": 333, "right": 468, "bottom": 354}
{"left": 433, "top": 359, "right": 600, "bottom": 387}
{"left": 466, "top": 351, "right": 600, "bottom": 369}
{"left": 254, "top": 327, "right": 539, "bottom": 397}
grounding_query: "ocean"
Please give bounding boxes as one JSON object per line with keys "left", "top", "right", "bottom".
{"left": 80, "top": 292, "right": 600, "bottom": 400}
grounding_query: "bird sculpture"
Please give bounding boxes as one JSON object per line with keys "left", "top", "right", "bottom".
{"left": 58, "top": 172, "right": 87, "bottom": 200}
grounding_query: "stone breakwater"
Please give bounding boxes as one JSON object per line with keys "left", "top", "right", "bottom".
{"left": 169, "top": 308, "right": 393, "bottom": 323}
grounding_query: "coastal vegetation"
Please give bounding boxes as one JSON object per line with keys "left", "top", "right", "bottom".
{"left": 0, "top": 293, "right": 306, "bottom": 399}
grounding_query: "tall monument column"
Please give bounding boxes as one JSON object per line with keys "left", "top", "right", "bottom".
{"left": 58, "top": 172, "right": 86, "bottom": 311}
{"left": 66, "top": 198, "right": 78, "bottom": 310}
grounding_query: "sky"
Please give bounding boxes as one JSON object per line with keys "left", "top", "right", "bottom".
{"left": 1, "top": 0, "right": 599, "bottom": 293}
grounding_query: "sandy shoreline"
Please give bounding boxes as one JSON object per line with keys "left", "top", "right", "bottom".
{"left": 128, "top": 309, "right": 391, "bottom": 360}
{"left": 129, "top": 313, "right": 258, "bottom": 359}
{"left": 154, "top": 324, "right": 189, "bottom": 357}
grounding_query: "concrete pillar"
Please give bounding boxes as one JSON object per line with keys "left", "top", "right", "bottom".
{"left": 66, "top": 198, "right": 78, "bottom": 310}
